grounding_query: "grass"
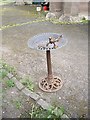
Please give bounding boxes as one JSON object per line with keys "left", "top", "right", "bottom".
{"left": 5, "top": 79, "right": 15, "bottom": 87}
{"left": 11, "top": 100, "right": 22, "bottom": 109}
{"left": 0, "top": 60, "right": 66, "bottom": 118}
{"left": 0, "top": 59, "right": 16, "bottom": 75}
{"left": 20, "top": 76, "right": 34, "bottom": 91}
{"left": 0, "top": 0, "right": 15, "bottom": 5}
{"left": 0, "top": 59, "right": 34, "bottom": 91}
{"left": 0, "top": 59, "right": 15, "bottom": 87}
{"left": 20, "top": 103, "right": 65, "bottom": 118}
{"left": 0, "top": 69, "right": 8, "bottom": 79}
{"left": 80, "top": 19, "right": 89, "bottom": 24}
{"left": 50, "top": 18, "right": 90, "bottom": 25}
{"left": 0, "top": 2, "right": 46, "bottom": 30}
{"left": 0, "top": 19, "right": 46, "bottom": 30}
{"left": 14, "top": 100, "right": 22, "bottom": 109}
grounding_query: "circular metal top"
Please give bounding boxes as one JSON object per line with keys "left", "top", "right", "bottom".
{"left": 28, "top": 33, "right": 67, "bottom": 51}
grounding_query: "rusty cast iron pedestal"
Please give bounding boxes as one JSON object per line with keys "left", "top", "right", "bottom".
{"left": 39, "top": 50, "right": 63, "bottom": 92}
{"left": 28, "top": 33, "right": 67, "bottom": 92}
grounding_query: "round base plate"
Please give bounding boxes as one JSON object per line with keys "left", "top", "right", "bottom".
{"left": 39, "top": 76, "right": 63, "bottom": 92}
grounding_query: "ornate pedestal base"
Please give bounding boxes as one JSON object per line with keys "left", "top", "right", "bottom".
{"left": 39, "top": 76, "right": 63, "bottom": 92}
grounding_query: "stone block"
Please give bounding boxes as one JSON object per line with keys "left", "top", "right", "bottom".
{"left": 37, "top": 98, "right": 51, "bottom": 110}
{"left": 11, "top": 77, "right": 24, "bottom": 90}
{"left": 22, "top": 88, "right": 40, "bottom": 101}
{"left": 15, "top": 80, "right": 24, "bottom": 90}
{"left": 7, "top": 73, "right": 13, "bottom": 79}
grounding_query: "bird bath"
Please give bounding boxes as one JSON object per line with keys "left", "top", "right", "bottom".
{"left": 28, "top": 33, "right": 67, "bottom": 92}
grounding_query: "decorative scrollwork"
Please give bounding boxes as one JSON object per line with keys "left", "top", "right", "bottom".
{"left": 39, "top": 76, "right": 63, "bottom": 92}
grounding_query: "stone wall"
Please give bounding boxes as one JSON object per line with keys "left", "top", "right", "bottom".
{"left": 15, "top": 0, "right": 89, "bottom": 21}
{"left": 46, "top": 2, "right": 89, "bottom": 22}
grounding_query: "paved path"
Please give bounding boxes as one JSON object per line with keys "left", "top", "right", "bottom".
{"left": 1, "top": 3, "right": 88, "bottom": 118}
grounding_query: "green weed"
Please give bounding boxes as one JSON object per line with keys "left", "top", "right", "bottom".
{"left": 0, "top": 69, "right": 8, "bottom": 79}
{"left": 6, "top": 79, "right": 15, "bottom": 87}
{"left": 11, "top": 100, "right": 22, "bottom": 109}
{"left": 0, "top": 0, "right": 14, "bottom": 5}
{"left": 14, "top": 101, "right": 22, "bottom": 109}
{"left": 3, "top": 63, "right": 16, "bottom": 74}
{"left": 21, "top": 103, "right": 64, "bottom": 118}
{"left": 0, "top": 59, "right": 16, "bottom": 75}
{"left": 81, "top": 19, "right": 90, "bottom": 24}
{"left": 49, "top": 17, "right": 90, "bottom": 25}
{"left": 20, "top": 76, "right": 34, "bottom": 91}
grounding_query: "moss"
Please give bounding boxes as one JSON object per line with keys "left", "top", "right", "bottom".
{"left": 80, "top": 19, "right": 90, "bottom": 24}
{"left": 48, "top": 17, "right": 89, "bottom": 25}
{"left": 0, "top": 19, "right": 46, "bottom": 30}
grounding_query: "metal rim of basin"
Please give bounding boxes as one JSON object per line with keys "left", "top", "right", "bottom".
{"left": 28, "top": 33, "right": 68, "bottom": 51}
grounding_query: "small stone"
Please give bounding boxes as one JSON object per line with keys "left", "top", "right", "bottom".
{"left": 3, "top": 100, "right": 7, "bottom": 103}
{"left": 61, "top": 114, "right": 69, "bottom": 119}
{"left": 59, "top": 97, "right": 61, "bottom": 100}
{"left": 22, "top": 88, "right": 40, "bottom": 101}
{"left": 46, "top": 12, "right": 56, "bottom": 20}
{"left": 11, "top": 91, "right": 14, "bottom": 94}
{"left": 37, "top": 99, "right": 51, "bottom": 110}
{"left": 7, "top": 73, "right": 13, "bottom": 79}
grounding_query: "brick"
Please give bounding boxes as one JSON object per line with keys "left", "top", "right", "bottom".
{"left": 22, "top": 88, "right": 40, "bottom": 101}
{"left": 12, "top": 77, "right": 24, "bottom": 90}
{"left": 15, "top": 81, "right": 24, "bottom": 91}
{"left": 7, "top": 73, "right": 13, "bottom": 79}
{"left": 37, "top": 99, "right": 51, "bottom": 110}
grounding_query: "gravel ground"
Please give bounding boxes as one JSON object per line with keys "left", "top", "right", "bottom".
{"left": 1, "top": 3, "right": 88, "bottom": 118}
